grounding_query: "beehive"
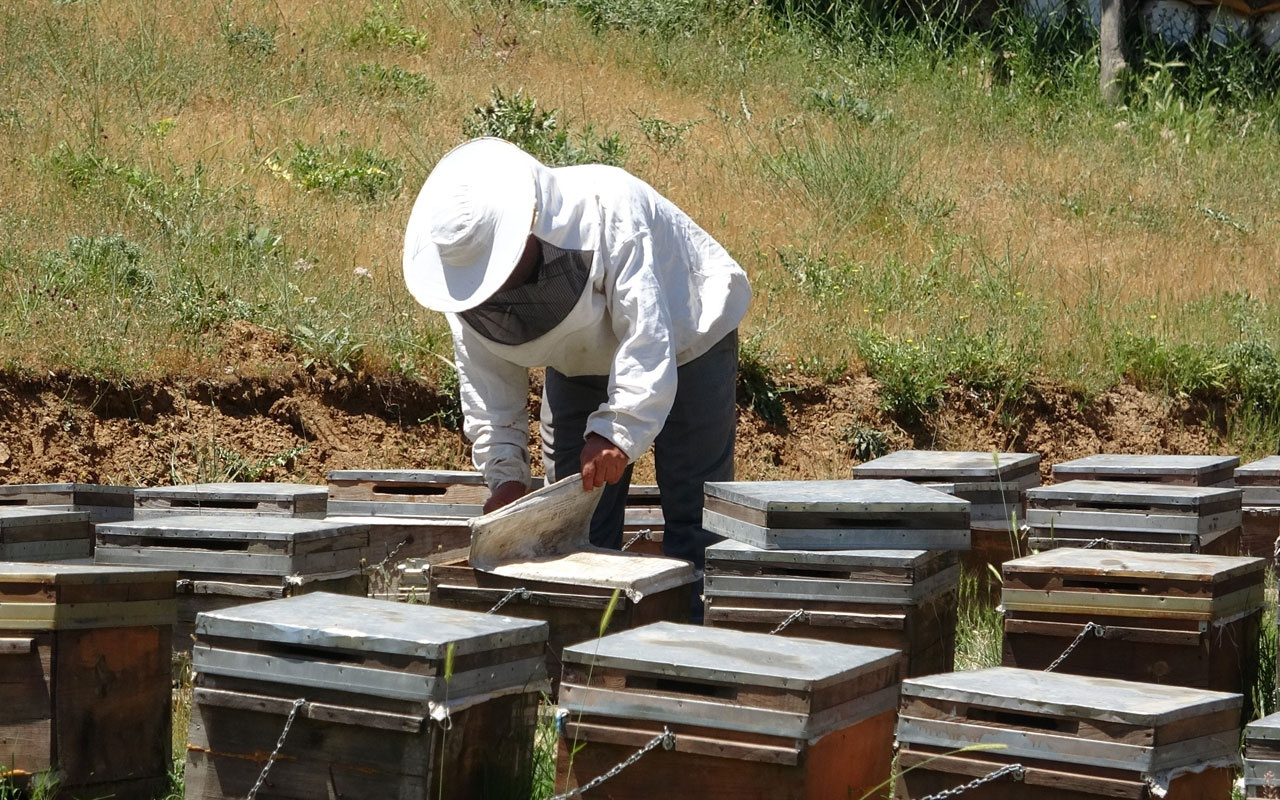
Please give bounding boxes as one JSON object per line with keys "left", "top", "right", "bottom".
{"left": 1243, "top": 711, "right": 1280, "bottom": 799}
{"left": 702, "top": 479, "right": 971, "bottom": 551}
{"left": 325, "top": 469, "right": 488, "bottom": 517}
{"left": 1025, "top": 480, "right": 1242, "bottom": 554}
{"left": 1235, "top": 456, "right": 1280, "bottom": 558}
{"left": 185, "top": 592, "right": 549, "bottom": 800}
{"left": 0, "top": 482, "right": 134, "bottom": 526}
{"left": 133, "top": 482, "right": 328, "bottom": 520}
{"left": 619, "top": 484, "right": 665, "bottom": 557}
{"left": 0, "top": 506, "right": 93, "bottom": 562}
{"left": 428, "top": 551, "right": 696, "bottom": 695}
{"left": 0, "top": 563, "right": 176, "bottom": 799}
{"left": 93, "top": 515, "right": 369, "bottom": 645}
{"left": 1001, "top": 549, "right": 1265, "bottom": 698}
{"left": 703, "top": 540, "right": 958, "bottom": 677}
{"left": 896, "top": 667, "right": 1241, "bottom": 800}
{"left": 1051, "top": 454, "right": 1239, "bottom": 488}
{"left": 852, "top": 450, "right": 1040, "bottom": 571}
{"left": 556, "top": 621, "right": 902, "bottom": 800}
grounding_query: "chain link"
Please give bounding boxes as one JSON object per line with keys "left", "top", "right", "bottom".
{"left": 1044, "top": 621, "right": 1106, "bottom": 672}
{"left": 769, "top": 608, "right": 807, "bottom": 634}
{"left": 487, "top": 587, "right": 531, "bottom": 614}
{"left": 920, "top": 763, "right": 1025, "bottom": 800}
{"left": 549, "top": 728, "right": 675, "bottom": 800}
{"left": 620, "top": 528, "right": 654, "bottom": 551}
{"left": 245, "top": 697, "right": 306, "bottom": 800}
{"left": 1081, "top": 537, "right": 1110, "bottom": 549}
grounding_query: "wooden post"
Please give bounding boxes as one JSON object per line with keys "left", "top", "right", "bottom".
{"left": 1100, "top": 0, "right": 1129, "bottom": 105}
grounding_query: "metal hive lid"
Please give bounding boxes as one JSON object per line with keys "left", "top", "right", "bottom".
{"left": 96, "top": 514, "right": 368, "bottom": 542}
{"left": 1002, "top": 548, "right": 1265, "bottom": 581}
{"left": 704, "top": 479, "right": 970, "bottom": 513}
{"left": 705, "top": 538, "right": 940, "bottom": 568}
{"left": 0, "top": 507, "right": 89, "bottom": 527}
{"left": 853, "top": 450, "right": 1041, "bottom": 480}
{"left": 1052, "top": 454, "right": 1239, "bottom": 479}
{"left": 135, "top": 482, "right": 328, "bottom": 501}
{"left": 326, "top": 469, "right": 486, "bottom": 485}
{"left": 1027, "top": 479, "right": 1241, "bottom": 509}
{"left": 193, "top": 591, "right": 548, "bottom": 659}
{"left": 562, "top": 621, "right": 900, "bottom": 692}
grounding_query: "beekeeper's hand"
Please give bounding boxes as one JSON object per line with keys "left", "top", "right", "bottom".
{"left": 484, "top": 480, "right": 528, "bottom": 513}
{"left": 581, "top": 433, "right": 627, "bottom": 490}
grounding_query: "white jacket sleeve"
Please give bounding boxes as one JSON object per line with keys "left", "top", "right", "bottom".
{"left": 447, "top": 315, "right": 532, "bottom": 490}
{"left": 585, "top": 231, "right": 678, "bottom": 460}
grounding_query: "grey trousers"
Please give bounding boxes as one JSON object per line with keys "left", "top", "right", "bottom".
{"left": 540, "top": 330, "right": 738, "bottom": 572}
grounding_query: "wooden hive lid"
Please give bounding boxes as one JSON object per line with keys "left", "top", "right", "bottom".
{"left": 135, "top": 481, "right": 328, "bottom": 502}
{"left": 194, "top": 591, "right": 547, "bottom": 659}
{"left": 705, "top": 478, "right": 969, "bottom": 514}
{"left": 1052, "top": 454, "right": 1240, "bottom": 483}
{"left": 1002, "top": 548, "right": 1266, "bottom": 582}
{"left": 483, "top": 550, "right": 696, "bottom": 601}
{"left": 705, "top": 538, "right": 945, "bottom": 569}
{"left": 902, "top": 666, "right": 1241, "bottom": 726}
{"left": 562, "top": 620, "right": 900, "bottom": 692}
{"left": 97, "top": 514, "right": 368, "bottom": 543}
{"left": 0, "top": 560, "right": 177, "bottom": 585}
{"left": 1027, "top": 479, "right": 1241, "bottom": 511}
{"left": 0, "top": 506, "right": 90, "bottom": 528}
{"left": 853, "top": 450, "right": 1041, "bottom": 481}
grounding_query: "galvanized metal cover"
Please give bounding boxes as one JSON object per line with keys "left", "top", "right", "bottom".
{"left": 562, "top": 621, "right": 900, "bottom": 692}
{"left": 1052, "top": 454, "right": 1240, "bottom": 478}
{"left": 193, "top": 591, "right": 547, "bottom": 658}
{"left": 0, "top": 483, "right": 134, "bottom": 499}
{"left": 902, "top": 666, "right": 1240, "bottom": 724}
{"left": 705, "top": 538, "right": 941, "bottom": 569}
{"left": 135, "top": 482, "right": 328, "bottom": 501}
{"left": 1027, "top": 480, "right": 1241, "bottom": 509}
{"left": 1247, "top": 711, "right": 1280, "bottom": 740}
{"left": 326, "top": 469, "right": 486, "bottom": 485}
{"left": 96, "top": 515, "right": 369, "bottom": 542}
{"left": 1236, "top": 455, "right": 1280, "bottom": 482}
{"left": 1003, "top": 549, "right": 1265, "bottom": 582}
{"left": 704, "top": 479, "right": 969, "bottom": 513}
{"left": 853, "top": 450, "right": 1040, "bottom": 479}
{"left": 0, "top": 506, "right": 90, "bottom": 528}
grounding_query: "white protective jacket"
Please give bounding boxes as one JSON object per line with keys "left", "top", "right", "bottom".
{"left": 447, "top": 161, "right": 752, "bottom": 491}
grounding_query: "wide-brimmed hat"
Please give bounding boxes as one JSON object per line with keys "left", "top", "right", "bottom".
{"left": 403, "top": 138, "right": 539, "bottom": 313}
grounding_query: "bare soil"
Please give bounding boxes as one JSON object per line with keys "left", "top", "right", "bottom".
{"left": 0, "top": 322, "right": 1240, "bottom": 489}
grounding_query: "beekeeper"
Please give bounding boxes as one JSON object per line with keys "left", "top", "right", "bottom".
{"left": 402, "top": 137, "right": 751, "bottom": 572}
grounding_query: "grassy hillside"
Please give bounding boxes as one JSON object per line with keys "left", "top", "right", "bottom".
{"left": 2, "top": 0, "right": 1280, "bottom": 453}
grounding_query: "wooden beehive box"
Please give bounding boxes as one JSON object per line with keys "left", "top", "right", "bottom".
{"left": 185, "top": 592, "right": 549, "bottom": 800}
{"left": 556, "top": 621, "right": 902, "bottom": 800}
{"left": 133, "top": 481, "right": 328, "bottom": 520}
{"left": 1025, "top": 480, "right": 1242, "bottom": 554}
{"left": 428, "top": 551, "right": 696, "bottom": 696}
{"left": 852, "top": 450, "right": 1040, "bottom": 572}
{"left": 702, "top": 479, "right": 971, "bottom": 551}
{"left": 896, "top": 667, "right": 1242, "bottom": 800}
{"left": 703, "top": 540, "right": 958, "bottom": 677}
{"left": 325, "top": 469, "right": 487, "bottom": 517}
{"left": 620, "top": 484, "right": 665, "bottom": 557}
{"left": 1244, "top": 711, "right": 1280, "bottom": 799}
{"left": 325, "top": 513, "right": 470, "bottom": 574}
{"left": 1001, "top": 549, "right": 1265, "bottom": 699}
{"left": 0, "top": 562, "right": 177, "bottom": 799}
{"left": 1051, "top": 454, "right": 1240, "bottom": 487}
{"left": 1235, "top": 456, "right": 1280, "bottom": 558}
{"left": 0, "top": 482, "right": 134, "bottom": 526}
{"left": 93, "top": 515, "right": 369, "bottom": 646}
{"left": 0, "top": 506, "right": 93, "bottom": 562}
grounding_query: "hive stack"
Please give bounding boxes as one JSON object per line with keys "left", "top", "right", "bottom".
{"left": 1051, "top": 454, "right": 1239, "bottom": 488}
{"left": 619, "top": 484, "right": 665, "bottom": 557}
{"left": 702, "top": 479, "right": 971, "bottom": 551}
{"left": 0, "top": 506, "right": 93, "bottom": 562}
{"left": 895, "top": 667, "right": 1242, "bottom": 799}
{"left": 1234, "top": 456, "right": 1280, "bottom": 558}
{"left": 133, "top": 481, "right": 328, "bottom": 520}
{"left": 93, "top": 515, "right": 369, "bottom": 646}
{"left": 0, "top": 482, "right": 134, "bottom": 527}
{"left": 1025, "top": 480, "right": 1243, "bottom": 554}
{"left": 851, "top": 450, "right": 1040, "bottom": 571}
{"left": 185, "top": 592, "right": 549, "bottom": 800}
{"left": 0, "top": 563, "right": 176, "bottom": 799}
{"left": 556, "top": 621, "right": 903, "bottom": 800}
{"left": 703, "top": 541, "right": 958, "bottom": 677}
{"left": 1001, "top": 549, "right": 1265, "bottom": 699}
{"left": 1243, "top": 712, "right": 1280, "bottom": 799}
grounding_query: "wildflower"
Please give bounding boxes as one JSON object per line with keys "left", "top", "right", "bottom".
{"left": 354, "top": 267, "right": 372, "bottom": 279}
{"left": 293, "top": 258, "right": 313, "bottom": 272}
